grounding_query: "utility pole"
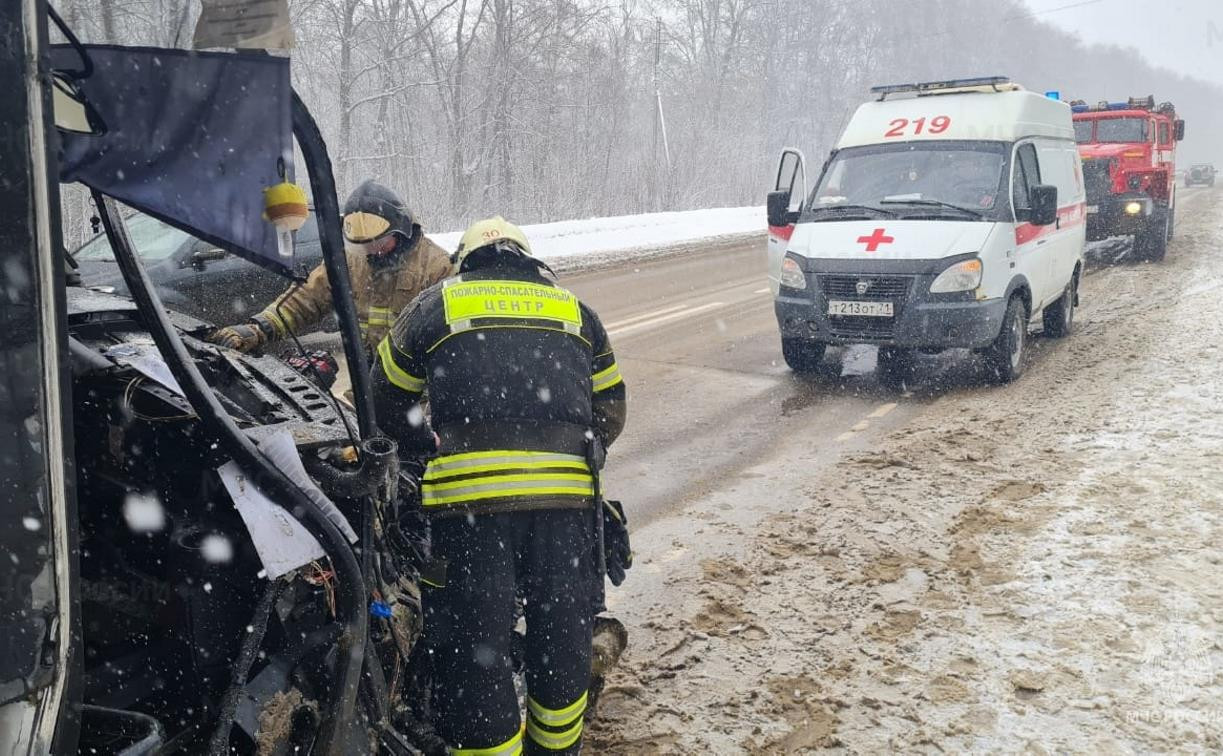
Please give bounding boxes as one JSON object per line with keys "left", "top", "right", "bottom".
{"left": 651, "top": 17, "right": 671, "bottom": 212}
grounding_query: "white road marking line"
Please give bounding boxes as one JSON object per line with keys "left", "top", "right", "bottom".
{"left": 851, "top": 420, "right": 870, "bottom": 432}
{"left": 755, "top": 287, "right": 770, "bottom": 294}
{"left": 835, "top": 431, "right": 855, "bottom": 442}
{"left": 607, "top": 301, "right": 727, "bottom": 337}
{"left": 869, "top": 402, "right": 898, "bottom": 419}
{"left": 604, "top": 303, "right": 689, "bottom": 330}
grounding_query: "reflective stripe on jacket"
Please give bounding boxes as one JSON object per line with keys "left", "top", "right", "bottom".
{"left": 421, "top": 450, "right": 595, "bottom": 510}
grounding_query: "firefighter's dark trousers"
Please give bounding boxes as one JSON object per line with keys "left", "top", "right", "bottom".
{"left": 426, "top": 508, "right": 594, "bottom": 754}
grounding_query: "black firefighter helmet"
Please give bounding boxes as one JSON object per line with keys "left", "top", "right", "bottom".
{"left": 341, "top": 179, "right": 419, "bottom": 266}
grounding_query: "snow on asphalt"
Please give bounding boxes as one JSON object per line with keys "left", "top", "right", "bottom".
{"left": 430, "top": 206, "right": 764, "bottom": 269}
{"left": 589, "top": 190, "right": 1223, "bottom": 752}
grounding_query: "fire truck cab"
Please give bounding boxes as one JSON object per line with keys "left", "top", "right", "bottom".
{"left": 1072, "top": 96, "right": 1184, "bottom": 261}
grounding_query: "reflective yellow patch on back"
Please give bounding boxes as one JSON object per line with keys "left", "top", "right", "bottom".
{"left": 443, "top": 280, "right": 582, "bottom": 327}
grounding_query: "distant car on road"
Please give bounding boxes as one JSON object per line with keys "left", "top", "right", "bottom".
{"left": 1185, "top": 163, "right": 1216, "bottom": 187}
{"left": 74, "top": 211, "right": 325, "bottom": 328}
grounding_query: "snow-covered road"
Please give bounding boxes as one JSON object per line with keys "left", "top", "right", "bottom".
{"left": 580, "top": 186, "right": 1223, "bottom": 752}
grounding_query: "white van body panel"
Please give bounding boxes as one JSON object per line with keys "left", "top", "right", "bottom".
{"left": 786, "top": 220, "right": 995, "bottom": 263}
{"left": 837, "top": 89, "right": 1075, "bottom": 149}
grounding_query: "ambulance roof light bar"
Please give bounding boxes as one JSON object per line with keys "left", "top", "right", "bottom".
{"left": 870, "top": 76, "right": 1013, "bottom": 101}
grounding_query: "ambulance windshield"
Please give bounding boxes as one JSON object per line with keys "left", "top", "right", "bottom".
{"left": 809, "top": 141, "right": 1006, "bottom": 220}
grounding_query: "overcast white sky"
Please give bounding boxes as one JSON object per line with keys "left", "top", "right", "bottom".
{"left": 1023, "top": 0, "right": 1223, "bottom": 85}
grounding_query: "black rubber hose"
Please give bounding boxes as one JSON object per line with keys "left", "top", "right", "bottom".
{"left": 94, "top": 191, "right": 366, "bottom": 756}
{"left": 206, "top": 579, "right": 282, "bottom": 756}
{"left": 302, "top": 435, "right": 398, "bottom": 500}
{"left": 290, "top": 91, "right": 377, "bottom": 439}
{"left": 291, "top": 93, "right": 395, "bottom": 730}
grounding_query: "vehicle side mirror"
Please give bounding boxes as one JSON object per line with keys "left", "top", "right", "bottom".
{"left": 188, "top": 248, "right": 227, "bottom": 269}
{"left": 1174, "top": 119, "right": 1185, "bottom": 141}
{"left": 51, "top": 72, "right": 106, "bottom": 135}
{"left": 1029, "top": 184, "right": 1058, "bottom": 226}
{"left": 767, "top": 190, "right": 799, "bottom": 228}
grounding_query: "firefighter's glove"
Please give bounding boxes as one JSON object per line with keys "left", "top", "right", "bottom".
{"left": 603, "top": 499, "right": 632, "bottom": 587}
{"left": 207, "top": 318, "right": 271, "bottom": 353}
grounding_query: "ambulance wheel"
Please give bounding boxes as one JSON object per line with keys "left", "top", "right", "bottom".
{"left": 1042, "top": 273, "right": 1076, "bottom": 338}
{"left": 876, "top": 347, "right": 916, "bottom": 388}
{"left": 986, "top": 295, "right": 1027, "bottom": 384}
{"left": 782, "top": 338, "right": 826, "bottom": 372}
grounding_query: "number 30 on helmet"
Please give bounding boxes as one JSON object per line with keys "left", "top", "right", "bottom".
{"left": 453, "top": 216, "right": 533, "bottom": 269}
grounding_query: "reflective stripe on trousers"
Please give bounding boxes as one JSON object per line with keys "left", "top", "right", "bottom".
{"left": 451, "top": 727, "right": 524, "bottom": 755}
{"left": 526, "top": 692, "right": 586, "bottom": 751}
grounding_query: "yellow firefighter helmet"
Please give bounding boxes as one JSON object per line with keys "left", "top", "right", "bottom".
{"left": 454, "top": 216, "right": 533, "bottom": 269}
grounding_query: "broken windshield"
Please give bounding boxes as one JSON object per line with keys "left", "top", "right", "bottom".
{"left": 74, "top": 212, "right": 192, "bottom": 262}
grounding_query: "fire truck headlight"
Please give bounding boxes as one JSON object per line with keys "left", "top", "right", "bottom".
{"left": 1124, "top": 201, "right": 1143, "bottom": 215}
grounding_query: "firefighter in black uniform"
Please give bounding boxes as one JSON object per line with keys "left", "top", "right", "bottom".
{"left": 371, "top": 217, "right": 627, "bottom": 755}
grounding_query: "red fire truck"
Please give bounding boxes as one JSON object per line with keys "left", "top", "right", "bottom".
{"left": 1071, "top": 96, "right": 1184, "bottom": 261}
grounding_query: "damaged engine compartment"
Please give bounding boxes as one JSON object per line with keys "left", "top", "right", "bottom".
{"left": 67, "top": 287, "right": 436, "bottom": 754}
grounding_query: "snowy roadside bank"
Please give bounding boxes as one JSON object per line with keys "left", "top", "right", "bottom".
{"left": 590, "top": 190, "right": 1223, "bottom": 752}
{"left": 429, "top": 206, "right": 765, "bottom": 272}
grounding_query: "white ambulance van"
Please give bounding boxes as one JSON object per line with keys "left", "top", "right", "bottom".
{"left": 767, "top": 76, "right": 1085, "bottom": 384}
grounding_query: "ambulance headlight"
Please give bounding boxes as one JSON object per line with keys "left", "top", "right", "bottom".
{"left": 930, "top": 258, "right": 982, "bottom": 294}
{"left": 779, "top": 257, "right": 807, "bottom": 290}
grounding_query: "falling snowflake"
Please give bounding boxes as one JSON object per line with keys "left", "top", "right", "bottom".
{"left": 123, "top": 492, "right": 166, "bottom": 532}
{"left": 201, "top": 533, "right": 234, "bottom": 564}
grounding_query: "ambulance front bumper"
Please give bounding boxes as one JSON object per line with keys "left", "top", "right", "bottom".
{"left": 774, "top": 258, "right": 1006, "bottom": 349}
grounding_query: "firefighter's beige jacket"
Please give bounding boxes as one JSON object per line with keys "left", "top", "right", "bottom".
{"left": 259, "top": 235, "right": 452, "bottom": 351}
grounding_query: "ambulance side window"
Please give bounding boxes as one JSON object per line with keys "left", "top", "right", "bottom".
{"left": 1012, "top": 144, "right": 1041, "bottom": 221}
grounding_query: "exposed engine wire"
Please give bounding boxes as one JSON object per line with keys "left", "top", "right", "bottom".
{"left": 274, "top": 283, "right": 360, "bottom": 452}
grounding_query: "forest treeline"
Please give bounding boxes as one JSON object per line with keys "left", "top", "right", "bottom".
{"left": 58, "top": 0, "right": 1223, "bottom": 241}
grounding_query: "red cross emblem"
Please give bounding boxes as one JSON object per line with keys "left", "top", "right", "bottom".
{"left": 856, "top": 228, "right": 894, "bottom": 252}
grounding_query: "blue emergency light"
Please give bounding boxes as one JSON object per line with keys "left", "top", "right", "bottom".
{"left": 1067, "top": 99, "right": 1146, "bottom": 113}
{"left": 1045, "top": 90, "right": 1060, "bottom": 100}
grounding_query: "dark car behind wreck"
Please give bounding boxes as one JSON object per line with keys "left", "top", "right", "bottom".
{"left": 74, "top": 212, "right": 327, "bottom": 329}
